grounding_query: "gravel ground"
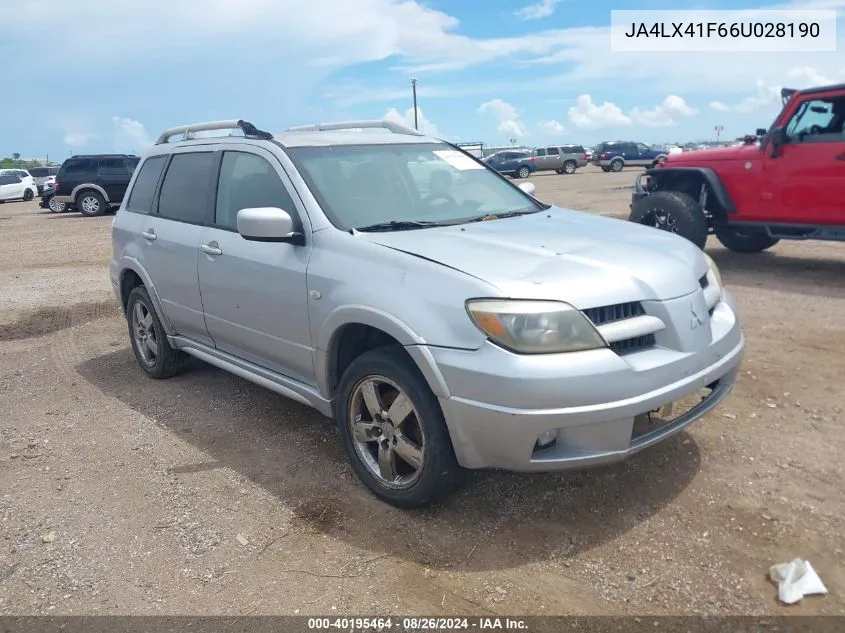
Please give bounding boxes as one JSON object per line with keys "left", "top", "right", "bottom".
{"left": 0, "top": 167, "right": 843, "bottom": 617}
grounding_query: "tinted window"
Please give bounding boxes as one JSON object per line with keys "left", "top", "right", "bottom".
{"left": 126, "top": 156, "right": 167, "bottom": 215}
{"left": 98, "top": 158, "right": 127, "bottom": 172}
{"left": 0, "top": 175, "right": 19, "bottom": 185}
{"left": 215, "top": 152, "right": 297, "bottom": 231}
{"left": 157, "top": 152, "right": 214, "bottom": 223}
{"left": 535, "top": 148, "right": 546, "bottom": 157}
{"left": 636, "top": 143, "right": 650, "bottom": 152}
{"left": 127, "top": 157, "right": 140, "bottom": 172}
{"left": 545, "top": 147, "right": 559, "bottom": 155}
{"left": 49, "top": 167, "right": 60, "bottom": 176}
{"left": 29, "top": 168, "right": 49, "bottom": 177}
{"left": 62, "top": 160, "right": 91, "bottom": 175}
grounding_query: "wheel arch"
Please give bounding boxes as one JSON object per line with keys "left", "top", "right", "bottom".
{"left": 72, "top": 183, "right": 110, "bottom": 204}
{"left": 316, "top": 307, "right": 452, "bottom": 404}
{"left": 645, "top": 166, "right": 736, "bottom": 220}
{"left": 116, "top": 259, "right": 176, "bottom": 335}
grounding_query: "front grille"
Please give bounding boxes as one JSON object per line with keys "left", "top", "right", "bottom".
{"left": 582, "top": 301, "right": 645, "bottom": 325}
{"left": 582, "top": 301, "right": 655, "bottom": 355}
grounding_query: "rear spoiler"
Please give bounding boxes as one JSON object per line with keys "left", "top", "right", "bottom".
{"left": 781, "top": 87, "right": 797, "bottom": 105}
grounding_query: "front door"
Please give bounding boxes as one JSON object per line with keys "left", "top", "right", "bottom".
{"left": 197, "top": 147, "right": 315, "bottom": 385}
{"left": 762, "top": 94, "right": 845, "bottom": 225}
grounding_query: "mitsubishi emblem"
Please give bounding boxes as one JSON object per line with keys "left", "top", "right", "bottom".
{"left": 690, "top": 300, "right": 706, "bottom": 330}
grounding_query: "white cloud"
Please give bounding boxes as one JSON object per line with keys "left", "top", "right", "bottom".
{"left": 383, "top": 106, "right": 441, "bottom": 137}
{"left": 63, "top": 132, "right": 98, "bottom": 147}
{"left": 477, "top": 99, "right": 526, "bottom": 138}
{"left": 708, "top": 80, "right": 782, "bottom": 114}
{"left": 538, "top": 119, "right": 567, "bottom": 135}
{"left": 630, "top": 95, "right": 698, "bottom": 128}
{"left": 787, "top": 67, "right": 836, "bottom": 87}
{"left": 710, "top": 101, "right": 730, "bottom": 113}
{"left": 112, "top": 117, "right": 153, "bottom": 151}
{"left": 514, "top": 0, "right": 562, "bottom": 20}
{"left": 567, "top": 95, "right": 632, "bottom": 130}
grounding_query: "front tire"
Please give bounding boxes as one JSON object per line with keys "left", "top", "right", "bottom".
{"left": 126, "top": 286, "right": 187, "bottom": 379}
{"left": 517, "top": 166, "right": 530, "bottom": 179}
{"left": 77, "top": 190, "right": 106, "bottom": 217}
{"left": 715, "top": 227, "right": 780, "bottom": 253}
{"left": 629, "top": 191, "right": 708, "bottom": 249}
{"left": 48, "top": 197, "right": 67, "bottom": 213}
{"left": 336, "top": 347, "right": 462, "bottom": 508}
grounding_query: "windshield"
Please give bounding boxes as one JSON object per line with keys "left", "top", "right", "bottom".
{"left": 287, "top": 143, "right": 543, "bottom": 231}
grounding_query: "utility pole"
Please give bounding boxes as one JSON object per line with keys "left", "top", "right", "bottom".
{"left": 411, "top": 78, "right": 419, "bottom": 130}
{"left": 714, "top": 124, "right": 724, "bottom": 143}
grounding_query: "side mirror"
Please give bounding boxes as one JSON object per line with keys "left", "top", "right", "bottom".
{"left": 518, "top": 182, "right": 536, "bottom": 196}
{"left": 237, "top": 207, "right": 304, "bottom": 245}
{"left": 768, "top": 127, "right": 787, "bottom": 158}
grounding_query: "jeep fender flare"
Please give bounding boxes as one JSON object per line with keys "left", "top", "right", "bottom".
{"left": 315, "top": 305, "right": 452, "bottom": 400}
{"left": 644, "top": 166, "right": 736, "bottom": 213}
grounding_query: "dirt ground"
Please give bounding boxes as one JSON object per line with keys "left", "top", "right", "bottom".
{"left": 0, "top": 166, "right": 843, "bottom": 617}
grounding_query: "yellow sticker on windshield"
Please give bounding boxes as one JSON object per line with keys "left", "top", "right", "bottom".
{"left": 433, "top": 150, "right": 485, "bottom": 170}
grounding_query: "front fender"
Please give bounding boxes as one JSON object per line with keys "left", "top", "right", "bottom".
{"left": 117, "top": 257, "right": 175, "bottom": 335}
{"left": 642, "top": 166, "right": 737, "bottom": 213}
{"left": 314, "top": 305, "right": 452, "bottom": 400}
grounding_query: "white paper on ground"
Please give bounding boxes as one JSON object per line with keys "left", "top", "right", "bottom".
{"left": 433, "top": 150, "right": 484, "bottom": 170}
{"left": 768, "top": 558, "right": 828, "bottom": 605}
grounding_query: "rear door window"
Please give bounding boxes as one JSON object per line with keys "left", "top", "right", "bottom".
{"left": 156, "top": 152, "right": 215, "bottom": 224}
{"left": 545, "top": 147, "right": 559, "bottom": 155}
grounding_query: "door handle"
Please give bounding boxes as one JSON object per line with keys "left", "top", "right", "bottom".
{"left": 200, "top": 242, "right": 222, "bottom": 256}
{"left": 835, "top": 153, "right": 845, "bottom": 161}
{"left": 141, "top": 230, "right": 156, "bottom": 241}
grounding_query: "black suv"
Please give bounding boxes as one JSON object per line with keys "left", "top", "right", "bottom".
{"left": 54, "top": 154, "right": 140, "bottom": 216}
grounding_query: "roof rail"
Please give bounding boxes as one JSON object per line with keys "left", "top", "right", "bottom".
{"left": 283, "top": 120, "right": 425, "bottom": 137}
{"left": 154, "top": 119, "right": 273, "bottom": 145}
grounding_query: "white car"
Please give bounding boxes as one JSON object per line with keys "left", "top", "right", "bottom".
{"left": 0, "top": 169, "right": 38, "bottom": 202}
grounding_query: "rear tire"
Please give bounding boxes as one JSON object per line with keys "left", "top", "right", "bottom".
{"left": 610, "top": 158, "right": 624, "bottom": 172}
{"left": 126, "top": 286, "right": 187, "bottom": 379}
{"left": 562, "top": 160, "right": 576, "bottom": 174}
{"left": 601, "top": 166, "right": 611, "bottom": 173}
{"left": 336, "top": 347, "right": 463, "bottom": 508}
{"left": 517, "top": 166, "right": 530, "bottom": 179}
{"left": 629, "top": 191, "right": 708, "bottom": 249}
{"left": 715, "top": 227, "right": 780, "bottom": 253}
{"left": 23, "top": 189, "right": 34, "bottom": 202}
{"left": 77, "top": 190, "right": 106, "bottom": 217}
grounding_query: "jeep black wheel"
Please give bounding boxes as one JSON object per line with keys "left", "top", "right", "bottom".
{"left": 715, "top": 227, "right": 780, "bottom": 253}
{"left": 336, "top": 347, "right": 463, "bottom": 508}
{"left": 629, "top": 191, "right": 708, "bottom": 249}
{"left": 77, "top": 190, "right": 106, "bottom": 217}
{"left": 610, "top": 158, "right": 624, "bottom": 172}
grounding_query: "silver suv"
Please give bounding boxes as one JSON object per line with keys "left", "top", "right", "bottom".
{"left": 110, "top": 119, "right": 745, "bottom": 508}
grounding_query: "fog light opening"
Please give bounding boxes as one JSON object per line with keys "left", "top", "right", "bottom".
{"left": 535, "top": 429, "right": 558, "bottom": 450}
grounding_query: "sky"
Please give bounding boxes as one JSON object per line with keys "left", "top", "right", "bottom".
{"left": 1, "top": 0, "right": 844, "bottom": 160}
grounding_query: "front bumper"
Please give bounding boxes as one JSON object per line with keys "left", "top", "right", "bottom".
{"left": 430, "top": 290, "right": 744, "bottom": 471}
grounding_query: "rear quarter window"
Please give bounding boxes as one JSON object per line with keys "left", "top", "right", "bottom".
{"left": 126, "top": 156, "right": 167, "bottom": 215}
{"left": 60, "top": 159, "right": 92, "bottom": 176}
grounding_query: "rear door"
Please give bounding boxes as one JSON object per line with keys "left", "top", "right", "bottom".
{"left": 197, "top": 147, "right": 315, "bottom": 383}
{"left": 97, "top": 157, "right": 132, "bottom": 202}
{"left": 544, "top": 147, "right": 563, "bottom": 171}
{"left": 141, "top": 150, "right": 217, "bottom": 345}
{"left": 0, "top": 175, "right": 22, "bottom": 200}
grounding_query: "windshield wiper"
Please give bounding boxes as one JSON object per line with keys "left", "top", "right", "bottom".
{"left": 466, "top": 208, "right": 542, "bottom": 222}
{"left": 355, "top": 220, "right": 444, "bottom": 232}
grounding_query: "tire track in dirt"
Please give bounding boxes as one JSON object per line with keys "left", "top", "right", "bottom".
{"left": 0, "top": 300, "right": 118, "bottom": 341}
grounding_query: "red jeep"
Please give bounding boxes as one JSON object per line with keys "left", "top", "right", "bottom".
{"left": 629, "top": 83, "right": 845, "bottom": 251}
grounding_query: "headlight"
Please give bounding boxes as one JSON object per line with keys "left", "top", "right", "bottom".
{"left": 703, "top": 252, "right": 722, "bottom": 289}
{"left": 466, "top": 299, "right": 607, "bottom": 354}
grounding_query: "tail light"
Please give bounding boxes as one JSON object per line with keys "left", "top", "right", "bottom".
{"left": 599, "top": 153, "right": 607, "bottom": 159}
{"left": 582, "top": 153, "right": 587, "bottom": 160}
{"left": 54, "top": 181, "right": 60, "bottom": 192}
{"left": 530, "top": 156, "right": 536, "bottom": 163}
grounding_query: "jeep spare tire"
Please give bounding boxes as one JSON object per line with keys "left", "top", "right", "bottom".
{"left": 629, "top": 191, "right": 708, "bottom": 250}
{"left": 715, "top": 227, "right": 780, "bottom": 253}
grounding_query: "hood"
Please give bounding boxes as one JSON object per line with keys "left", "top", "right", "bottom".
{"left": 358, "top": 208, "right": 708, "bottom": 308}
{"left": 664, "top": 144, "right": 761, "bottom": 164}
